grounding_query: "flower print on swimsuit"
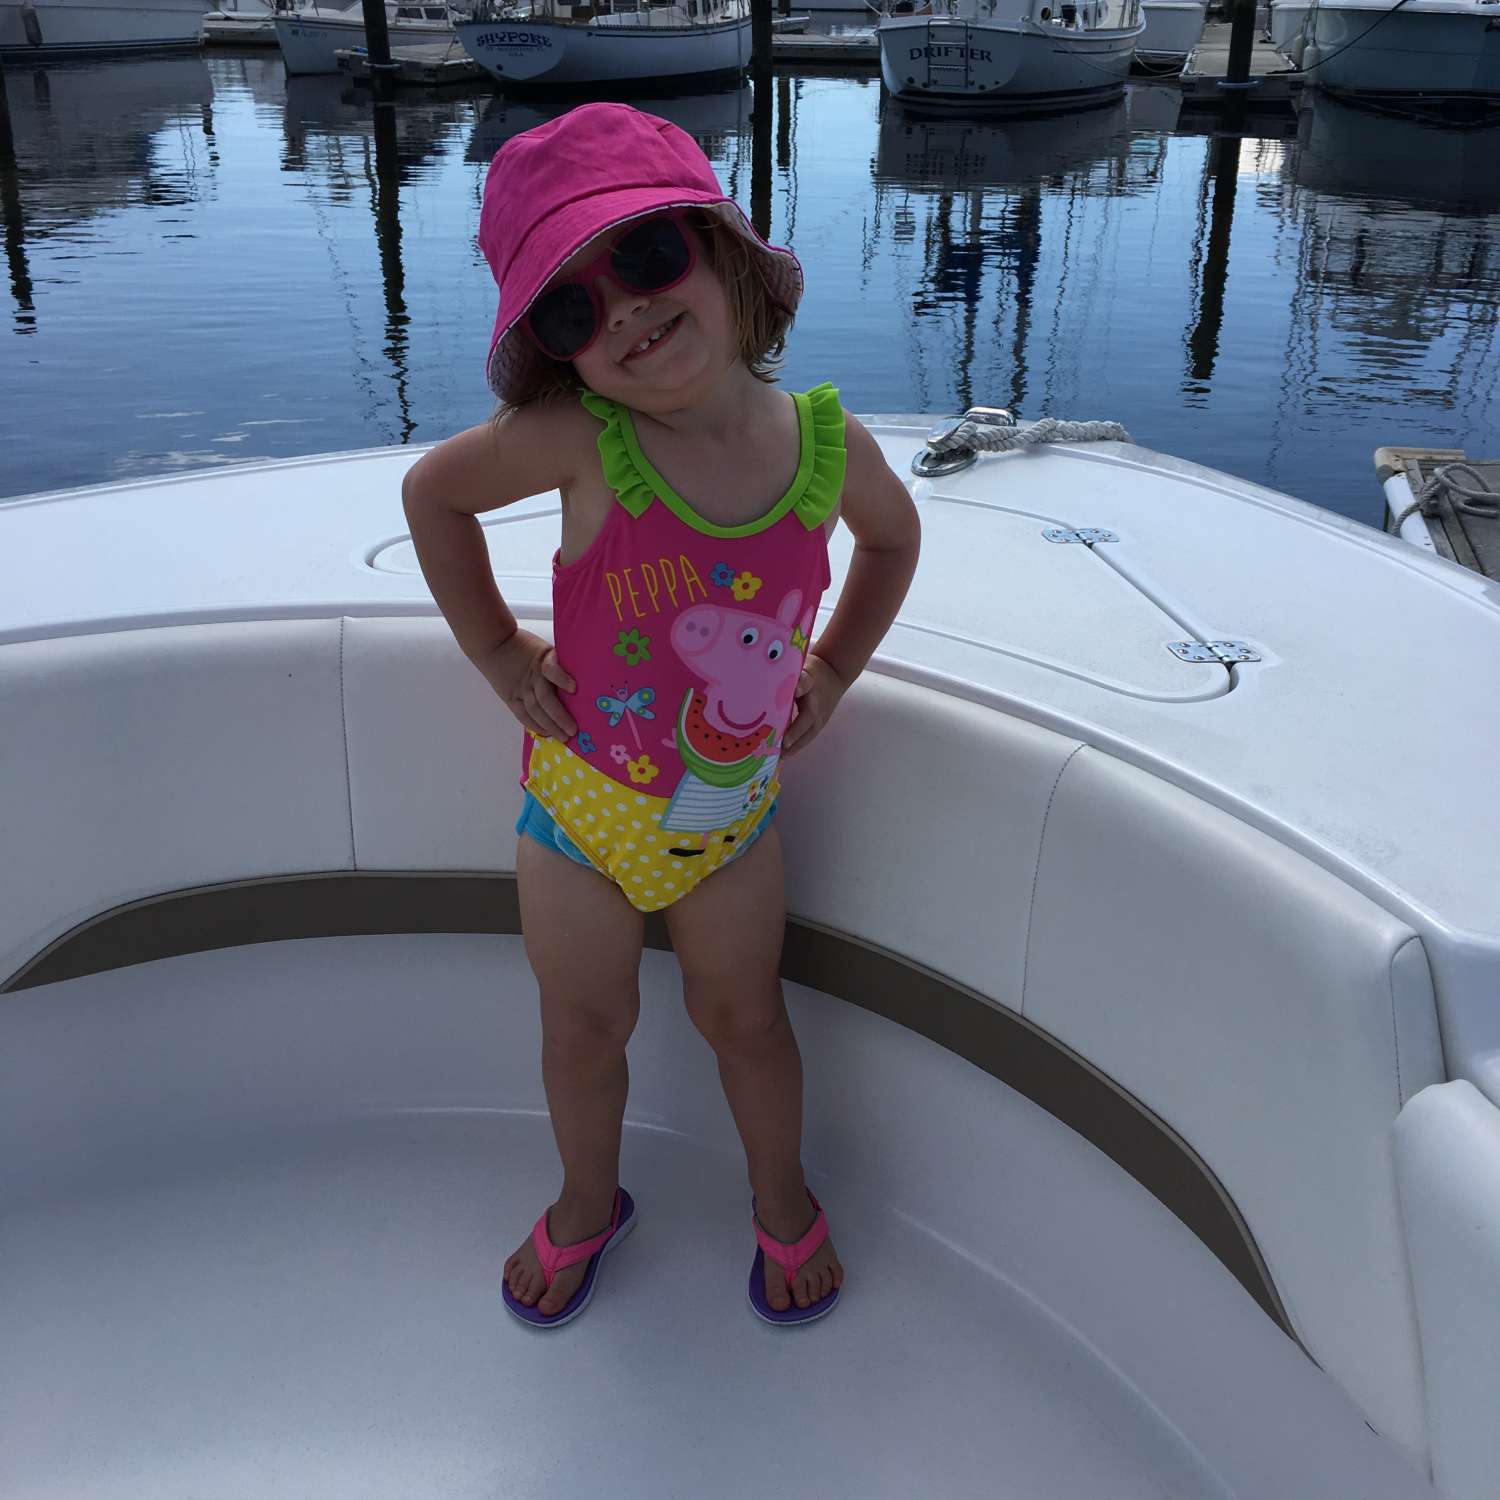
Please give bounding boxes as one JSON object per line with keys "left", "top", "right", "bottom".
{"left": 613, "top": 628, "right": 652, "bottom": 667}
{"left": 730, "top": 571, "right": 762, "bottom": 602}
{"left": 577, "top": 731, "right": 597, "bottom": 755}
{"left": 626, "top": 755, "right": 660, "bottom": 785}
{"left": 709, "top": 561, "right": 735, "bottom": 589}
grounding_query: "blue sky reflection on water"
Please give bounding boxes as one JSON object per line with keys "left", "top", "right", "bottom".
{"left": 2, "top": 50, "right": 1498, "bottom": 528}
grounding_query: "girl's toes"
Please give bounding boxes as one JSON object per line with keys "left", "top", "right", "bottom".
{"left": 766, "top": 1274, "right": 790, "bottom": 1311}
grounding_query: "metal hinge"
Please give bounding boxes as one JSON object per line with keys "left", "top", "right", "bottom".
{"left": 1167, "top": 641, "right": 1261, "bottom": 663}
{"left": 1043, "top": 528, "right": 1118, "bottom": 544}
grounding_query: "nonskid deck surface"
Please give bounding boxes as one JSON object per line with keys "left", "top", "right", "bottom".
{"left": 1, "top": 935, "right": 1431, "bottom": 1498}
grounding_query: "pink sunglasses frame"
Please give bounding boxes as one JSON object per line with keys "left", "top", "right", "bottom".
{"left": 523, "top": 210, "right": 699, "bottom": 362}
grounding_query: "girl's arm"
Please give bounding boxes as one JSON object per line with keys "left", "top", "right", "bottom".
{"left": 401, "top": 402, "right": 586, "bottom": 740}
{"left": 783, "top": 412, "right": 921, "bottom": 756}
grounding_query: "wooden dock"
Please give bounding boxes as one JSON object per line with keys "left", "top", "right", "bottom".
{"left": 772, "top": 32, "right": 878, "bottom": 68}
{"left": 337, "top": 42, "right": 483, "bottom": 86}
{"left": 1378, "top": 448, "right": 1500, "bottom": 582}
{"left": 1179, "top": 19, "right": 1300, "bottom": 107}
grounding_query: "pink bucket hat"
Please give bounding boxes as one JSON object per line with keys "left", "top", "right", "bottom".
{"left": 478, "top": 102, "right": 803, "bottom": 401}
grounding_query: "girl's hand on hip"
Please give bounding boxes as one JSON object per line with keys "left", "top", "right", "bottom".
{"left": 782, "top": 654, "right": 847, "bottom": 758}
{"left": 477, "top": 629, "right": 578, "bottom": 740}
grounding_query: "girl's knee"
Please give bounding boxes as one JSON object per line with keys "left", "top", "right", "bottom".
{"left": 683, "top": 981, "right": 787, "bottom": 1056}
{"left": 541, "top": 987, "right": 640, "bottom": 1059}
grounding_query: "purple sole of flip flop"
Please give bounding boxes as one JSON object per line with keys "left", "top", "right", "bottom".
{"left": 502, "top": 1188, "right": 637, "bottom": 1330}
{"left": 748, "top": 1245, "right": 841, "bottom": 1326}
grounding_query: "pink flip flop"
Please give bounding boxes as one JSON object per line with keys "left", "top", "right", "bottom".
{"left": 748, "top": 1188, "right": 841, "bottom": 1326}
{"left": 502, "top": 1187, "right": 636, "bottom": 1329}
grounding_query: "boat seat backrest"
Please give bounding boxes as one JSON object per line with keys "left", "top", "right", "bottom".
{"left": 0, "top": 615, "right": 1442, "bottom": 1464}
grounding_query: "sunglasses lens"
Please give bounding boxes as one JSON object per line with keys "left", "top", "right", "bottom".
{"left": 528, "top": 282, "right": 597, "bottom": 360}
{"left": 612, "top": 217, "right": 692, "bottom": 293}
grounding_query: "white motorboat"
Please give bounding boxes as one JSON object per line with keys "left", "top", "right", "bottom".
{"left": 275, "top": 0, "right": 465, "bottom": 73}
{"left": 204, "top": 0, "right": 360, "bottom": 47}
{"left": 0, "top": 0, "right": 212, "bottom": 59}
{"left": 457, "top": 0, "right": 750, "bottom": 92}
{"left": 1285, "top": 0, "right": 1500, "bottom": 107}
{"left": 1134, "top": 0, "right": 1205, "bottom": 69}
{"left": 878, "top": 0, "right": 1145, "bottom": 111}
{"left": 204, "top": 0, "right": 279, "bottom": 44}
{"left": 1267, "top": 0, "right": 1310, "bottom": 50}
{"left": 3, "top": 414, "right": 1498, "bottom": 1498}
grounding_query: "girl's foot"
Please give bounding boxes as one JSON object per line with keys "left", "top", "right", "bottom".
{"left": 754, "top": 1192, "right": 844, "bottom": 1313}
{"left": 503, "top": 1196, "right": 616, "bottom": 1317}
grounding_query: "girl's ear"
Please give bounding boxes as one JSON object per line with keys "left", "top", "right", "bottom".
{"left": 777, "top": 589, "right": 803, "bottom": 626}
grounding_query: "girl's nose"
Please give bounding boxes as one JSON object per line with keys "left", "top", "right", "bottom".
{"left": 598, "top": 274, "right": 649, "bottom": 333}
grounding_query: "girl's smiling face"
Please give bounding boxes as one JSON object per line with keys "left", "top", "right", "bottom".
{"left": 546, "top": 216, "right": 736, "bottom": 409}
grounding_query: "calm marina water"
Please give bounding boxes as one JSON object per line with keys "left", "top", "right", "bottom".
{"left": 3, "top": 48, "right": 1498, "bottom": 528}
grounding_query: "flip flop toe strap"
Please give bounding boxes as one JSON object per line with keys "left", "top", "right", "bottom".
{"left": 533, "top": 1189, "right": 621, "bottom": 1290}
{"left": 753, "top": 1190, "right": 829, "bottom": 1289}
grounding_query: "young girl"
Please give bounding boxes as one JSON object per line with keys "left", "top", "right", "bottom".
{"left": 402, "top": 102, "right": 920, "bottom": 1329}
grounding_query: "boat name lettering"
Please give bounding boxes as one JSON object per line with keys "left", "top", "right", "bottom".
{"left": 909, "top": 43, "right": 993, "bottom": 59}
{"left": 475, "top": 29, "right": 553, "bottom": 47}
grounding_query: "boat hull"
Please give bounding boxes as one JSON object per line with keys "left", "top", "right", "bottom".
{"left": 878, "top": 13, "right": 1142, "bottom": 108}
{"left": 202, "top": 13, "right": 278, "bottom": 43}
{"left": 0, "top": 0, "right": 210, "bottom": 59}
{"left": 1267, "top": 0, "right": 1308, "bottom": 51}
{"left": 1306, "top": 2, "right": 1500, "bottom": 103}
{"left": 274, "top": 11, "right": 457, "bottom": 72}
{"left": 1134, "top": 0, "right": 1204, "bottom": 69}
{"left": 456, "top": 14, "right": 751, "bottom": 89}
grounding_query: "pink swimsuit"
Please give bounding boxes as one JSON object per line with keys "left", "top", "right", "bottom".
{"left": 521, "top": 382, "right": 846, "bottom": 912}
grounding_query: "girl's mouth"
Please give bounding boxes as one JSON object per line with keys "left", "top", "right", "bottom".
{"left": 624, "top": 312, "right": 683, "bottom": 362}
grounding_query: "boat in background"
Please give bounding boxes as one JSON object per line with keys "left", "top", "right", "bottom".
{"left": 1280, "top": 0, "right": 1500, "bottom": 115}
{"left": 204, "top": 0, "right": 360, "bottom": 46}
{"left": 1134, "top": 0, "right": 1205, "bottom": 71}
{"left": 1266, "top": 0, "right": 1309, "bottom": 51}
{"left": 275, "top": 0, "right": 467, "bottom": 73}
{"left": 457, "top": 0, "right": 751, "bottom": 93}
{"left": 0, "top": 0, "right": 213, "bottom": 59}
{"left": 877, "top": 0, "right": 1144, "bottom": 111}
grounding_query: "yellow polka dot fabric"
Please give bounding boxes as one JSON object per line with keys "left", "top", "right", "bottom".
{"left": 524, "top": 737, "right": 777, "bottom": 912}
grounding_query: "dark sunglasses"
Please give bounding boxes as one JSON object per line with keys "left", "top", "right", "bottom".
{"left": 524, "top": 212, "right": 697, "bottom": 362}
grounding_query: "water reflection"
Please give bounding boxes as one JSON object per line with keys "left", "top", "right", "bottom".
{"left": 1, "top": 54, "right": 214, "bottom": 336}
{"left": 1268, "top": 93, "right": 1500, "bottom": 483}
{"left": 870, "top": 95, "right": 1173, "bottom": 411}
{"left": 0, "top": 59, "right": 1497, "bottom": 522}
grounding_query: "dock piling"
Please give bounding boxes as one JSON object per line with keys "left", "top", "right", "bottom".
{"left": 359, "top": 0, "right": 397, "bottom": 93}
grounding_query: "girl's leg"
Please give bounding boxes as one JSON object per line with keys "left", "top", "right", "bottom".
{"left": 504, "top": 834, "right": 646, "bottom": 1315}
{"left": 663, "top": 827, "right": 843, "bottom": 1314}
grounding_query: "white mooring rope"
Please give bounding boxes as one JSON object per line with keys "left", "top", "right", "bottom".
{"left": 1395, "top": 462, "right": 1499, "bottom": 528}
{"left": 926, "top": 416, "right": 1134, "bottom": 456}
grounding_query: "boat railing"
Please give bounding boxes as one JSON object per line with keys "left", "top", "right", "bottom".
{"left": 471, "top": 0, "right": 745, "bottom": 21}
{"left": 881, "top": 0, "right": 1140, "bottom": 25}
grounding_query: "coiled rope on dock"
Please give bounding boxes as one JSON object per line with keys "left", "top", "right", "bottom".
{"left": 1395, "top": 463, "right": 1499, "bottom": 528}
{"left": 925, "top": 416, "right": 1134, "bottom": 456}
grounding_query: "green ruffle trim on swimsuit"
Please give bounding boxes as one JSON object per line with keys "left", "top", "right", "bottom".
{"left": 579, "top": 382, "right": 847, "bottom": 538}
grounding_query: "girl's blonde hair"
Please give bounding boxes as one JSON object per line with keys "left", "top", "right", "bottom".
{"left": 495, "top": 209, "right": 794, "bottom": 417}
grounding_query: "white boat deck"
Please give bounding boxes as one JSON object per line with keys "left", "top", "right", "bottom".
{"left": 4, "top": 422, "right": 1496, "bottom": 991}
{"left": 0, "top": 934, "right": 1433, "bottom": 1497}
